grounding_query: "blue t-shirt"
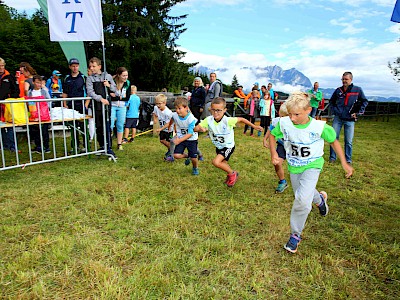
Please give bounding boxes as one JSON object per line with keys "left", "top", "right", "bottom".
{"left": 126, "top": 94, "right": 141, "bottom": 118}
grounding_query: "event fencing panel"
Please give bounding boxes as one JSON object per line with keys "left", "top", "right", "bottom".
{"left": 0, "top": 97, "right": 113, "bottom": 171}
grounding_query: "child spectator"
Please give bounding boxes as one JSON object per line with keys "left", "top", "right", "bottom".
{"left": 123, "top": 85, "right": 141, "bottom": 143}
{"left": 158, "top": 96, "right": 199, "bottom": 175}
{"left": 259, "top": 91, "right": 275, "bottom": 136}
{"left": 46, "top": 70, "right": 62, "bottom": 97}
{"left": 86, "top": 57, "right": 117, "bottom": 157}
{"left": 28, "top": 75, "right": 51, "bottom": 154}
{"left": 195, "top": 97, "right": 263, "bottom": 187}
{"left": 243, "top": 88, "right": 261, "bottom": 137}
{"left": 263, "top": 101, "right": 288, "bottom": 193}
{"left": 269, "top": 91, "right": 353, "bottom": 254}
{"left": 152, "top": 93, "right": 174, "bottom": 160}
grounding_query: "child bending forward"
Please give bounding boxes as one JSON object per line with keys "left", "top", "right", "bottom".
{"left": 195, "top": 97, "right": 262, "bottom": 187}
{"left": 269, "top": 91, "right": 353, "bottom": 254}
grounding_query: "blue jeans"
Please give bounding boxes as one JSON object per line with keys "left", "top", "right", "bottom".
{"left": 329, "top": 116, "right": 355, "bottom": 163}
{"left": 110, "top": 105, "right": 127, "bottom": 133}
{"left": 1, "top": 128, "right": 17, "bottom": 150}
{"left": 310, "top": 107, "right": 318, "bottom": 118}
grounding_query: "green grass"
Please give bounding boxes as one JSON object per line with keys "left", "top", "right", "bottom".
{"left": 0, "top": 118, "right": 399, "bottom": 299}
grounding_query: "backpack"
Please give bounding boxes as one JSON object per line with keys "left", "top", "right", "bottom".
{"left": 216, "top": 79, "right": 223, "bottom": 96}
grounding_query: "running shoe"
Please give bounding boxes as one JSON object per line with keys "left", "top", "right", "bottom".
{"left": 317, "top": 191, "right": 329, "bottom": 216}
{"left": 226, "top": 171, "right": 239, "bottom": 187}
{"left": 275, "top": 181, "right": 288, "bottom": 193}
{"left": 284, "top": 234, "right": 302, "bottom": 254}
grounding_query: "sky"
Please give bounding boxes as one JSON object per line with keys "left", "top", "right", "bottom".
{"left": 4, "top": 0, "right": 400, "bottom": 98}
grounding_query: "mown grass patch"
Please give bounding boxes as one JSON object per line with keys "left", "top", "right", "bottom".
{"left": 0, "top": 117, "right": 399, "bottom": 299}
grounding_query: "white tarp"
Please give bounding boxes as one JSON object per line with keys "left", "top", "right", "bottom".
{"left": 48, "top": 0, "right": 103, "bottom": 42}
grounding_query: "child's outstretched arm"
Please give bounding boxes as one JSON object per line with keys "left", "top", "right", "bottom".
{"left": 263, "top": 129, "right": 271, "bottom": 149}
{"left": 330, "top": 139, "right": 354, "bottom": 178}
{"left": 194, "top": 124, "right": 207, "bottom": 133}
{"left": 236, "top": 117, "right": 263, "bottom": 132}
{"left": 269, "top": 134, "right": 283, "bottom": 166}
{"left": 157, "top": 118, "right": 173, "bottom": 133}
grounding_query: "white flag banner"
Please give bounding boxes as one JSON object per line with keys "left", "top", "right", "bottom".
{"left": 48, "top": 0, "right": 103, "bottom": 42}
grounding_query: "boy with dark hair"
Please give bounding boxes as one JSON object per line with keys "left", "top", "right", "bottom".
{"left": 195, "top": 97, "right": 262, "bottom": 187}
{"left": 28, "top": 75, "right": 51, "bottom": 154}
{"left": 158, "top": 96, "right": 199, "bottom": 175}
{"left": 86, "top": 57, "right": 117, "bottom": 157}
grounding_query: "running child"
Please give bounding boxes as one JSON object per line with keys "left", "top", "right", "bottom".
{"left": 152, "top": 93, "right": 174, "bottom": 160}
{"left": 158, "top": 96, "right": 199, "bottom": 175}
{"left": 269, "top": 91, "right": 353, "bottom": 254}
{"left": 123, "top": 85, "right": 141, "bottom": 143}
{"left": 263, "top": 101, "right": 288, "bottom": 193}
{"left": 195, "top": 97, "right": 263, "bottom": 187}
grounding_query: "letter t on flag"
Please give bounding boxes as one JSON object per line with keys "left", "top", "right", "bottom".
{"left": 391, "top": 0, "right": 400, "bottom": 23}
{"left": 48, "top": 0, "right": 103, "bottom": 41}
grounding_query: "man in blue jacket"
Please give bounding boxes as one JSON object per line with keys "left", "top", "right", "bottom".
{"left": 329, "top": 71, "right": 368, "bottom": 164}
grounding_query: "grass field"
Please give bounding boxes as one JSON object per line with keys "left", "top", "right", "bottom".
{"left": 0, "top": 117, "right": 399, "bottom": 299}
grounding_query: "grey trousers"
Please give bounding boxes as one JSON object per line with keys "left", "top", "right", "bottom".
{"left": 289, "top": 168, "right": 323, "bottom": 236}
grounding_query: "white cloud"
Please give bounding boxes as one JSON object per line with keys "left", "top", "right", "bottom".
{"left": 179, "top": 36, "right": 400, "bottom": 98}
{"left": 3, "top": 0, "right": 39, "bottom": 10}
{"left": 386, "top": 24, "right": 400, "bottom": 33}
{"left": 330, "top": 18, "right": 366, "bottom": 35}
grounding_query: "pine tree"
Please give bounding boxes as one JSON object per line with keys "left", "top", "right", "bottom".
{"left": 87, "top": 0, "right": 193, "bottom": 91}
{"left": 231, "top": 74, "right": 240, "bottom": 90}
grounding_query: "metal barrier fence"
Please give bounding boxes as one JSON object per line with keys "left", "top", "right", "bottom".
{"left": 0, "top": 97, "right": 114, "bottom": 171}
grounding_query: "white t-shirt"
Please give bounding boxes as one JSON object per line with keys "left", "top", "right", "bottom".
{"left": 153, "top": 106, "right": 173, "bottom": 132}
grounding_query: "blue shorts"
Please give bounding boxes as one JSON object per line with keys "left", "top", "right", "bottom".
{"left": 215, "top": 146, "right": 235, "bottom": 161}
{"left": 174, "top": 140, "right": 198, "bottom": 158}
{"left": 276, "top": 143, "right": 286, "bottom": 160}
{"left": 125, "top": 118, "right": 139, "bottom": 129}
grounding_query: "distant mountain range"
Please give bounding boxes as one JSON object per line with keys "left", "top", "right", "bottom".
{"left": 190, "top": 65, "right": 400, "bottom": 102}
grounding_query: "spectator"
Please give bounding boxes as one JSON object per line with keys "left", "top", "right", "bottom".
{"left": 86, "top": 57, "right": 117, "bottom": 157}
{"left": 62, "top": 58, "right": 87, "bottom": 152}
{"left": 46, "top": 70, "right": 62, "bottom": 97}
{"left": 267, "top": 82, "right": 278, "bottom": 102}
{"left": 233, "top": 85, "right": 246, "bottom": 99}
{"left": 204, "top": 72, "right": 222, "bottom": 118}
{"left": 308, "top": 82, "right": 323, "bottom": 118}
{"left": 28, "top": 75, "right": 51, "bottom": 154}
{"left": 189, "top": 77, "right": 206, "bottom": 124}
{"left": 20, "top": 62, "right": 36, "bottom": 97}
{"left": 329, "top": 72, "right": 368, "bottom": 164}
{"left": 111, "top": 67, "right": 130, "bottom": 150}
{"left": 123, "top": 85, "right": 141, "bottom": 143}
{"left": 0, "top": 57, "right": 20, "bottom": 152}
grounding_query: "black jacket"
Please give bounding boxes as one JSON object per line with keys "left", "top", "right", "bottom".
{"left": 0, "top": 70, "right": 19, "bottom": 99}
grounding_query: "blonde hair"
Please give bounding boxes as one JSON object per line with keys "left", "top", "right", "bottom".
{"left": 174, "top": 96, "right": 188, "bottom": 107}
{"left": 286, "top": 91, "right": 311, "bottom": 111}
{"left": 279, "top": 102, "right": 289, "bottom": 117}
{"left": 155, "top": 93, "right": 167, "bottom": 103}
{"left": 131, "top": 85, "right": 137, "bottom": 94}
{"left": 0, "top": 58, "right": 5, "bottom": 65}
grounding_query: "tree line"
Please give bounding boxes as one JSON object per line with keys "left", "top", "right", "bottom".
{"left": 0, "top": 1, "right": 243, "bottom": 94}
